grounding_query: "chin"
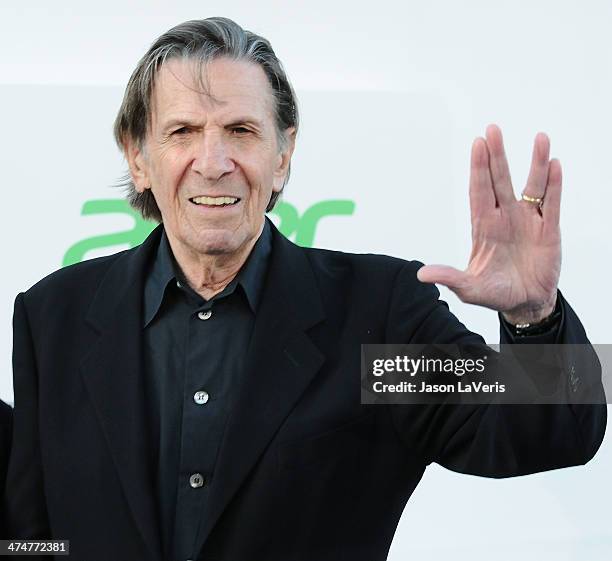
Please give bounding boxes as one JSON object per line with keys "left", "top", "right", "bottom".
{"left": 190, "top": 229, "right": 244, "bottom": 257}
{"left": 199, "top": 245, "right": 233, "bottom": 256}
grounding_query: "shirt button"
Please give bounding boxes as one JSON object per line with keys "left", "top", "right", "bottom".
{"left": 176, "top": 280, "right": 182, "bottom": 288}
{"left": 193, "top": 390, "right": 209, "bottom": 405}
{"left": 189, "top": 473, "right": 205, "bottom": 488}
{"left": 197, "top": 310, "right": 212, "bottom": 321}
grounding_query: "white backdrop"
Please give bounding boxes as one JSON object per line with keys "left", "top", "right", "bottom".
{"left": 1, "top": 1, "right": 611, "bottom": 559}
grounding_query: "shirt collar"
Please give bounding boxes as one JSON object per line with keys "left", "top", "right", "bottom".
{"left": 143, "top": 219, "right": 272, "bottom": 327}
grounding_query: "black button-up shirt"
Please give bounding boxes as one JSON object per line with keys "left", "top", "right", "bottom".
{"left": 142, "top": 221, "right": 272, "bottom": 561}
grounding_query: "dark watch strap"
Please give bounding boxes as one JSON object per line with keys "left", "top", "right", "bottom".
{"left": 503, "top": 297, "right": 563, "bottom": 338}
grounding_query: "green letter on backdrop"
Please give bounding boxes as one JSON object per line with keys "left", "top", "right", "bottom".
{"left": 63, "top": 198, "right": 355, "bottom": 266}
{"left": 272, "top": 200, "right": 355, "bottom": 247}
{"left": 63, "top": 200, "right": 156, "bottom": 266}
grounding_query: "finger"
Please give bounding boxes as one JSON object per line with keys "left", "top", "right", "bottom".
{"left": 469, "top": 137, "right": 496, "bottom": 220}
{"left": 523, "top": 132, "right": 550, "bottom": 200}
{"left": 485, "top": 124, "right": 516, "bottom": 206}
{"left": 542, "top": 158, "right": 562, "bottom": 229}
{"left": 417, "top": 264, "right": 469, "bottom": 291}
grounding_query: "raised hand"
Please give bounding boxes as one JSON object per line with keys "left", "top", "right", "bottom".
{"left": 417, "top": 124, "right": 561, "bottom": 325}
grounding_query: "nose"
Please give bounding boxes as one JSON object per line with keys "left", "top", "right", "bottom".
{"left": 191, "top": 132, "right": 235, "bottom": 181}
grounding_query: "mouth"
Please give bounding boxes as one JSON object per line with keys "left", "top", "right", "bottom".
{"left": 189, "top": 195, "right": 241, "bottom": 208}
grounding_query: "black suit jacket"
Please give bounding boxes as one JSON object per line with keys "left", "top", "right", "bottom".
{"left": 0, "top": 399, "right": 12, "bottom": 538}
{"left": 5, "top": 222, "right": 606, "bottom": 561}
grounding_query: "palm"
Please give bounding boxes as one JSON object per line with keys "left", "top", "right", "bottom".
{"left": 418, "top": 125, "right": 562, "bottom": 324}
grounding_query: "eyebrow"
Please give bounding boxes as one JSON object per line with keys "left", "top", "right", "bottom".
{"left": 224, "top": 117, "right": 264, "bottom": 129}
{"left": 160, "top": 118, "right": 200, "bottom": 132}
{"left": 161, "top": 116, "right": 265, "bottom": 131}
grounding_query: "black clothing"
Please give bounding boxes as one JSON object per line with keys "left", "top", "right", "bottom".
{"left": 0, "top": 400, "right": 12, "bottom": 538}
{"left": 6, "top": 221, "right": 606, "bottom": 561}
{"left": 143, "top": 225, "right": 271, "bottom": 560}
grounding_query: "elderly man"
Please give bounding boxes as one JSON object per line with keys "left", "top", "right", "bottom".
{"left": 5, "top": 17, "right": 606, "bottom": 561}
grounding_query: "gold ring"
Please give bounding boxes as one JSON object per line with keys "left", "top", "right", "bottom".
{"left": 521, "top": 193, "right": 544, "bottom": 207}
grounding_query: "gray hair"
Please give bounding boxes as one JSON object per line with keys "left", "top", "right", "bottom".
{"left": 113, "top": 17, "right": 299, "bottom": 222}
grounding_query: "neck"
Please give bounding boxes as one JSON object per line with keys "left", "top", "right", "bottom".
{"left": 166, "top": 227, "right": 262, "bottom": 301}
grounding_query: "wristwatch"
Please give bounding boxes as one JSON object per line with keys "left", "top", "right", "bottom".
{"left": 503, "top": 297, "right": 563, "bottom": 338}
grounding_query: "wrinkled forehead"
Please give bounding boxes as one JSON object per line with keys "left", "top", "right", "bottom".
{"left": 149, "top": 57, "right": 277, "bottom": 126}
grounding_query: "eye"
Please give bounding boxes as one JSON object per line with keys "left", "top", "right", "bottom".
{"left": 172, "top": 126, "right": 191, "bottom": 136}
{"left": 230, "top": 126, "right": 252, "bottom": 135}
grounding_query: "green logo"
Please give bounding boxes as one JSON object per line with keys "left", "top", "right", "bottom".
{"left": 63, "top": 198, "right": 355, "bottom": 266}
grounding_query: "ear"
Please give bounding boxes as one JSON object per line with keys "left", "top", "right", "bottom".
{"left": 272, "top": 127, "right": 296, "bottom": 193}
{"left": 124, "top": 136, "right": 151, "bottom": 193}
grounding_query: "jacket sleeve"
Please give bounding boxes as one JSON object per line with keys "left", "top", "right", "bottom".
{"left": 385, "top": 261, "right": 607, "bottom": 478}
{"left": 0, "top": 400, "right": 13, "bottom": 538}
{"left": 4, "top": 293, "right": 52, "bottom": 540}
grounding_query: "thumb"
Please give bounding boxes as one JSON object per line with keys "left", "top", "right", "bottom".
{"left": 416, "top": 264, "right": 468, "bottom": 291}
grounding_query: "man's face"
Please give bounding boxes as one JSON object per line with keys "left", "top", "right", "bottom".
{"left": 127, "top": 57, "right": 294, "bottom": 258}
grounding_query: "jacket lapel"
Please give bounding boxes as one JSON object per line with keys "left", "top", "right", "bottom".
{"left": 194, "top": 225, "right": 327, "bottom": 553}
{"left": 79, "top": 226, "right": 164, "bottom": 561}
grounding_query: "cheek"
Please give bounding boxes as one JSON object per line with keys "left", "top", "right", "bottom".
{"left": 152, "top": 153, "right": 192, "bottom": 195}
{"left": 242, "top": 156, "right": 278, "bottom": 195}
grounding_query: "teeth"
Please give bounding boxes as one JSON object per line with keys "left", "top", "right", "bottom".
{"left": 192, "top": 196, "right": 239, "bottom": 206}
